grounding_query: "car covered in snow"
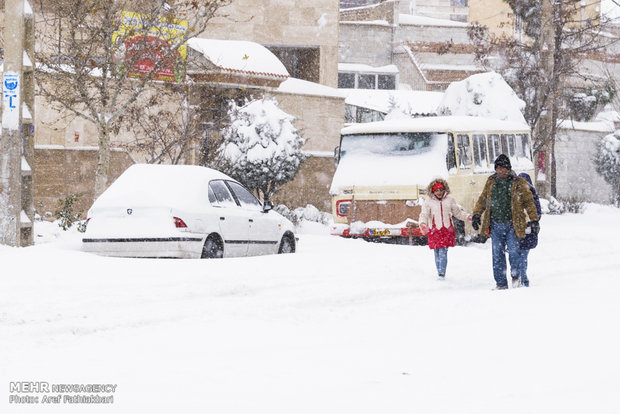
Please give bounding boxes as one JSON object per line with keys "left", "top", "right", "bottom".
{"left": 81, "top": 164, "right": 297, "bottom": 258}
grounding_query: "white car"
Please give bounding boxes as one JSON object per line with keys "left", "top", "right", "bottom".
{"left": 81, "top": 164, "right": 297, "bottom": 258}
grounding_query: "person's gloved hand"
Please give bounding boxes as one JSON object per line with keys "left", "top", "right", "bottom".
{"left": 472, "top": 214, "right": 481, "bottom": 231}
{"left": 419, "top": 223, "right": 429, "bottom": 235}
{"left": 530, "top": 221, "right": 540, "bottom": 235}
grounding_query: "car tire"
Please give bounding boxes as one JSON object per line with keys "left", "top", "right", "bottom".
{"left": 278, "top": 234, "right": 295, "bottom": 254}
{"left": 201, "top": 235, "right": 224, "bottom": 258}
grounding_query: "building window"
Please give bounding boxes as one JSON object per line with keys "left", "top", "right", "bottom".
{"left": 377, "top": 74, "right": 396, "bottom": 90}
{"left": 450, "top": 14, "right": 467, "bottom": 22}
{"left": 338, "top": 73, "right": 355, "bottom": 88}
{"left": 451, "top": 0, "right": 467, "bottom": 6}
{"left": 358, "top": 74, "right": 376, "bottom": 89}
{"left": 266, "top": 46, "right": 320, "bottom": 83}
{"left": 338, "top": 72, "right": 397, "bottom": 90}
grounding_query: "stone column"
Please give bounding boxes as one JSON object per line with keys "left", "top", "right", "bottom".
{"left": 0, "top": 0, "right": 27, "bottom": 246}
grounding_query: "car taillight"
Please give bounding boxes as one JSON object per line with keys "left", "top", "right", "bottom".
{"left": 173, "top": 217, "right": 187, "bottom": 228}
{"left": 336, "top": 200, "right": 352, "bottom": 217}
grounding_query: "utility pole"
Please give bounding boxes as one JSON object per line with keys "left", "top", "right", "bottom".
{"left": 534, "top": 0, "right": 556, "bottom": 198}
{"left": 1, "top": 0, "right": 34, "bottom": 246}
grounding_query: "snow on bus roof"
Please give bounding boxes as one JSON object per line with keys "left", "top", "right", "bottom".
{"left": 341, "top": 116, "right": 530, "bottom": 135}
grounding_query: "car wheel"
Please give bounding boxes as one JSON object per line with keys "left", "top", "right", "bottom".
{"left": 201, "top": 235, "right": 223, "bottom": 258}
{"left": 278, "top": 234, "right": 295, "bottom": 254}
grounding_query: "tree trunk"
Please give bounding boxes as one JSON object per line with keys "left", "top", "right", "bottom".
{"left": 535, "top": 0, "right": 556, "bottom": 199}
{"left": 94, "top": 123, "right": 111, "bottom": 199}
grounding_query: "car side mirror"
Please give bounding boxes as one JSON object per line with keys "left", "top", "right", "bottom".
{"left": 262, "top": 201, "right": 274, "bottom": 213}
{"left": 334, "top": 146, "right": 340, "bottom": 165}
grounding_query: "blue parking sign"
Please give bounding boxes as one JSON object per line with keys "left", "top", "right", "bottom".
{"left": 2, "top": 71, "right": 20, "bottom": 130}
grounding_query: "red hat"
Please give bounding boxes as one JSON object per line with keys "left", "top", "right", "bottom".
{"left": 431, "top": 182, "right": 445, "bottom": 192}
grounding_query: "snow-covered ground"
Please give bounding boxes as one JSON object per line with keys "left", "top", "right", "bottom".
{"left": 2, "top": 204, "right": 620, "bottom": 413}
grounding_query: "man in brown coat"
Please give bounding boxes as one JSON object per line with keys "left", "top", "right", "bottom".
{"left": 471, "top": 154, "right": 540, "bottom": 289}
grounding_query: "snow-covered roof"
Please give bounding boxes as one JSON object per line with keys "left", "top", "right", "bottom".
{"left": 558, "top": 119, "right": 615, "bottom": 133}
{"left": 341, "top": 116, "right": 530, "bottom": 135}
{"left": 419, "top": 63, "right": 483, "bottom": 72}
{"left": 342, "top": 89, "right": 444, "bottom": 115}
{"left": 187, "top": 38, "right": 289, "bottom": 79}
{"left": 339, "top": 63, "right": 399, "bottom": 74}
{"left": 399, "top": 14, "right": 471, "bottom": 27}
{"left": 278, "top": 78, "right": 345, "bottom": 99}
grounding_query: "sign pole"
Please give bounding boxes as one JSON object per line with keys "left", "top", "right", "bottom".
{"left": 1, "top": 0, "right": 25, "bottom": 246}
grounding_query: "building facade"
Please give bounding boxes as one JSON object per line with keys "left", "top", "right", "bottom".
{"left": 28, "top": 0, "right": 344, "bottom": 216}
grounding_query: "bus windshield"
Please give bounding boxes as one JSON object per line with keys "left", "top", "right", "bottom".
{"left": 340, "top": 132, "right": 446, "bottom": 158}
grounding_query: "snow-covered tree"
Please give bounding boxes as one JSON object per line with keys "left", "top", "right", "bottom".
{"left": 216, "top": 98, "right": 307, "bottom": 203}
{"left": 469, "top": 0, "right": 618, "bottom": 197}
{"left": 594, "top": 131, "right": 620, "bottom": 206}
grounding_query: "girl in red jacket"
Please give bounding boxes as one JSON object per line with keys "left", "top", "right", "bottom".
{"left": 419, "top": 178, "right": 471, "bottom": 278}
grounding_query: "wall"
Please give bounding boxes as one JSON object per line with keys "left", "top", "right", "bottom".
{"left": 34, "top": 147, "right": 135, "bottom": 219}
{"left": 468, "top": 0, "right": 602, "bottom": 40}
{"left": 273, "top": 91, "right": 345, "bottom": 153}
{"left": 271, "top": 90, "right": 344, "bottom": 210}
{"left": 409, "top": 0, "right": 469, "bottom": 21}
{"left": 340, "top": 0, "right": 396, "bottom": 24}
{"left": 272, "top": 156, "right": 336, "bottom": 211}
{"left": 395, "top": 20, "right": 471, "bottom": 44}
{"left": 203, "top": 0, "right": 340, "bottom": 88}
{"left": 555, "top": 124, "right": 615, "bottom": 204}
{"left": 339, "top": 22, "right": 394, "bottom": 65}
{"left": 468, "top": 0, "right": 514, "bottom": 39}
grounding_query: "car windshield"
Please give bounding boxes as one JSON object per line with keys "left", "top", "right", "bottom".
{"left": 340, "top": 132, "right": 445, "bottom": 158}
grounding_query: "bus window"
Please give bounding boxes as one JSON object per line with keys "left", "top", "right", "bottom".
{"left": 472, "top": 134, "right": 488, "bottom": 170}
{"left": 457, "top": 134, "right": 472, "bottom": 169}
{"left": 500, "top": 134, "right": 509, "bottom": 157}
{"left": 516, "top": 134, "right": 532, "bottom": 160}
{"left": 502, "top": 134, "right": 516, "bottom": 157}
{"left": 447, "top": 134, "right": 457, "bottom": 171}
{"left": 488, "top": 134, "right": 500, "bottom": 162}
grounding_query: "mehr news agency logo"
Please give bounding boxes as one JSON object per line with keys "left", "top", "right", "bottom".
{"left": 9, "top": 381, "right": 117, "bottom": 405}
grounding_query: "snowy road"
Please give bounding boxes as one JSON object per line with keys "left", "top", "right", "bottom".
{"left": 2, "top": 204, "right": 620, "bottom": 413}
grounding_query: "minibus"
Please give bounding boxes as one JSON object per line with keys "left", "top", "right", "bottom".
{"left": 330, "top": 116, "right": 535, "bottom": 243}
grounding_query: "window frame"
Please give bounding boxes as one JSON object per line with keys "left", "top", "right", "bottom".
{"left": 224, "top": 180, "right": 263, "bottom": 211}
{"left": 456, "top": 134, "right": 473, "bottom": 170}
{"left": 472, "top": 133, "right": 488, "bottom": 170}
{"left": 208, "top": 180, "right": 238, "bottom": 208}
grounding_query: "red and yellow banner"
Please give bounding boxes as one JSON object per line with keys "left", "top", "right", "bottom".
{"left": 113, "top": 11, "right": 188, "bottom": 82}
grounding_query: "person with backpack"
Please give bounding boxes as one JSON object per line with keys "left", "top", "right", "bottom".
{"left": 471, "top": 155, "right": 540, "bottom": 289}
{"left": 516, "top": 172, "right": 542, "bottom": 287}
{"left": 419, "top": 178, "right": 471, "bottom": 279}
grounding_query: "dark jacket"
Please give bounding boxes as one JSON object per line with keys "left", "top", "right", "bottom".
{"left": 473, "top": 171, "right": 540, "bottom": 238}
